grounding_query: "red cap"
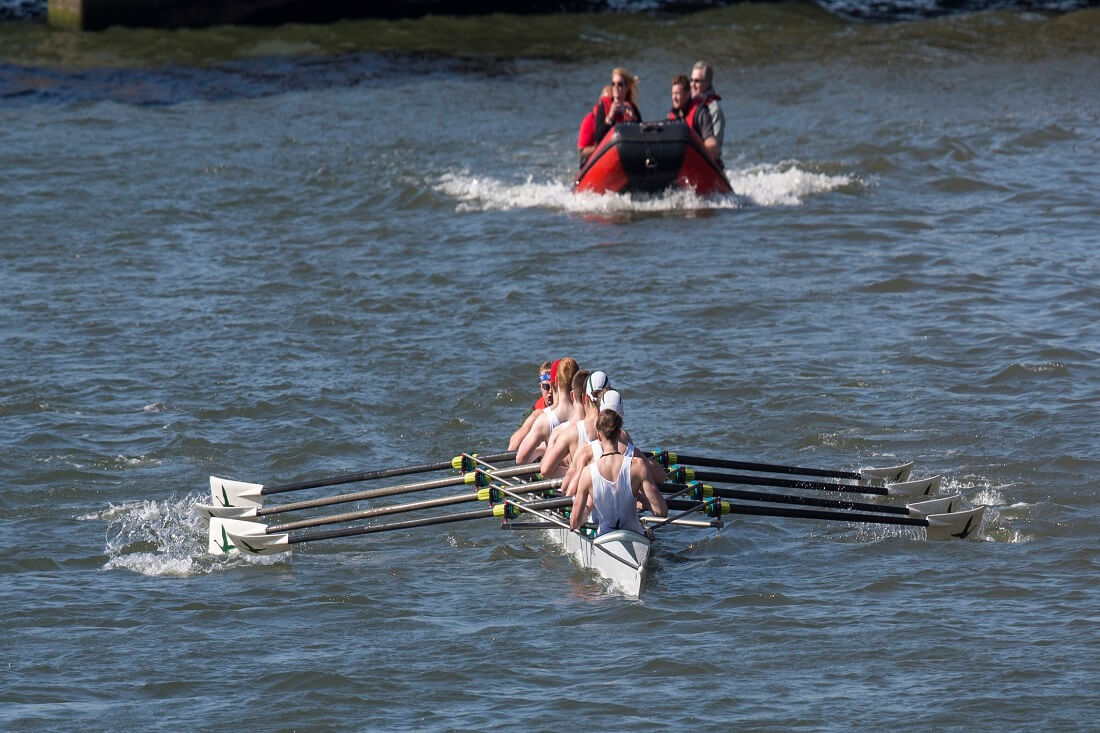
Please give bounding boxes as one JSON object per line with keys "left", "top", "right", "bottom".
{"left": 549, "top": 359, "right": 561, "bottom": 385}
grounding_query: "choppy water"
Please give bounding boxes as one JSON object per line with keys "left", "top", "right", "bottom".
{"left": 2, "top": 4, "right": 1099, "bottom": 731}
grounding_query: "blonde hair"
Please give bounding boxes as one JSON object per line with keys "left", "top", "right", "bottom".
{"left": 611, "top": 67, "right": 640, "bottom": 105}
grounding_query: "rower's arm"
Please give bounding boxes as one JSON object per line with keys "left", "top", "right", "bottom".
{"left": 508, "top": 409, "right": 540, "bottom": 451}
{"left": 570, "top": 472, "right": 593, "bottom": 530}
{"left": 562, "top": 443, "right": 593, "bottom": 497}
{"left": 539, "top": 427, "right": 571, "bottom": 476}
{"left": 636, "top": 461, "right": 668, "bottom": 518}
{"left": 515, "top": 416, "right": 548, "bottom": 465}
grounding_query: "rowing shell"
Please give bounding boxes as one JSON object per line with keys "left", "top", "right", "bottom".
{"left": 543, "top": 522, "right": 652, "bottom": 598}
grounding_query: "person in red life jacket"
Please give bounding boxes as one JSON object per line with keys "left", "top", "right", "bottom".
{"left": 509, "top": 360, "right": 554, "bottom": 451}
{"left": 688, "top": 60, "right": 726, "bottom": 168}
{"left": 577, "top": 85, "right": 612, "bottom": 168}
{"left": 532, "top": 360, "right": 553, "bottom": 411}
{"left": 668, "top": 74, "right": 691, "bottom": 121}
{"left": 591, "top": 67, "right": 642, "bottom": 148}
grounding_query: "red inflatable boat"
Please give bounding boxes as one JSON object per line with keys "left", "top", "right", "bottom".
{"left": 574, "top": 120, "right": 732, "bottom": 196}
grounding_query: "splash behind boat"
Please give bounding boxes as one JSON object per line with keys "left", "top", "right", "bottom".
{"left": 574, "top": 120, "right": 732, "bottom": 196}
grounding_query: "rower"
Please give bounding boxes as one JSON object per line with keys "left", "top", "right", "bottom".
{"left": 540, "top": 370, "right": 608, "bottom": 479}
{"left": 561, "top": 388, "right": 666, "bottom": 499}
{"left": 537, "top": 367, "right": 590, "bottom": 478}
{"left": 515, "top": 357, "right": 579, "bottom": 464}
{"left": 508, "top": 360, "right": 554, "bottom": 451}
{"left": 569, "top": 404, "right": 668, "bottom": 533}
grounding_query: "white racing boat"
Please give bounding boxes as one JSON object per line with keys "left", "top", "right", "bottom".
{"left": 543, "top": 524, "right": 651, "bottom": 598}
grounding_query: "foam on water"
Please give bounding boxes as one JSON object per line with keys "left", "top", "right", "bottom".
{"left": 434, "top": 161, "right": 854, "bottom": 214}
{"left": 96, "top": 492, "right": 284, "bottom": 576}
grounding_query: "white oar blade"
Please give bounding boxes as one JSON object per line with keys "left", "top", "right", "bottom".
{"left": 906, "top": 492, "right": 961, "bottom": 518}
{"left": 228, "top": 529, "right": 291, "bottom": 556}
{"left": 209, "top": 476, "right": 264, "bottom": 508}
{"left": 925, "top": 506, "right": 986, "bottom": 541}
{"left": 859, "top": 461, "right": 914, "bottom": 486}
{"left": 886, "top": 474, "right": 943, "bottom": 497}
{"left": 208, "top": 517, "right": 267, "bottom": 555}
{"left": 194, "top": 503, "right": 258, "bottom": 520}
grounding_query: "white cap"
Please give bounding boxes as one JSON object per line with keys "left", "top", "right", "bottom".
{"left": 585, "top": 371, "right": 610, "bottom": 400}
{"left": 599, "top": 389, "right": 623, "bottom": 417}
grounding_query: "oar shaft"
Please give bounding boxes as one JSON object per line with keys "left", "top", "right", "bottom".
{"left": 684, "top": 469, "right": 889, "bottom": 497}
{"left": 660, "top": 483, "right": 909, "bottom": 516}
{"left": 288, "top": 496, "right": 572, "bottom": 545}
{"left": 271, "top": 491, "right": 479, "bottom": 532}
{"left": 660, "top": 453, "right": 861, "bottom": 480}
{"left": 258, "top": 463, "right": 540, "bottom": 516}
{"left": 697, "top": 500, "right": 927, "bottom": 528}
{"left": 260, "top": 450, "right": 517, "bottom": 496}
{"left": 270, "top": 480, "right": 560, "bottom": 532}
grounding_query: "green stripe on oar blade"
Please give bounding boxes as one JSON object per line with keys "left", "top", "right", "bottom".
{"left": 208, "top": 450, "right": 517, "bottom": 507}
{"left": 203, "top": 473, "right": 557, "bottom": 555}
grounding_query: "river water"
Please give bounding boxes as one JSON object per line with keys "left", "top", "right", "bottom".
{"left": 2, "top": 4, "right": 1099, "bottom": 731}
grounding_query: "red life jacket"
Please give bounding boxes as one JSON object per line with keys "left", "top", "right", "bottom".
{"left": 577, "top": 111, "right": 596, "bottom": 149}
{"left": 686, "top": 91, "right": 721, "bottom": 134}
{"left": 596, "top": 96, "right": 637, "bottom": 125}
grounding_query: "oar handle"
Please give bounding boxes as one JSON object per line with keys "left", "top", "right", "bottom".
{"left": 655, "top": 451, "right": 862, "bottom": 481}
{"left": 260, "top": 451, "right": 517, "bottom": 496}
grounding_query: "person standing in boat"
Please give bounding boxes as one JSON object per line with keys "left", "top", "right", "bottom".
{"left": 508, "top": 360, "right": 554, "bottom": 451}
{"left": 569, "top": 401, "right": 668, "bottom": 534}
{"left": 577, "top": 85, "right": 612, "bottom": 168}
{"left": 591, "top": 68, "right": 642, "bottom": 149}
{"left": 668, "top": 74, "right": 691, "bottom": 121}
{"left": 688, "top": 60, "right": 725, "bottom": 168}
{"left": 515, "top": 357, "right": 579, "bottom": 464}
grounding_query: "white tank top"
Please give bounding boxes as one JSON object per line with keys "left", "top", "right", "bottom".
{"left": 544, "top": 406, "right": 563, "bottom": 434}
{"left": 590, "top": 441, "right": 633, "bottom": 461}
{"left": 589, "top": 455, "right": 645, "bottom": 536}
{"left": 576, "top": 420, "right": 595, "bottom": 450}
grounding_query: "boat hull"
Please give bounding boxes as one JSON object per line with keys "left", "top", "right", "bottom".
{"left": 544, "top": 525, "right": 651, "bottom": 597}
{"left": 574, "top": 120, "right": 732, "bottom": 196}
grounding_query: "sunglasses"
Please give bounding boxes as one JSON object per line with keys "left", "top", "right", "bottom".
{"left": 690, "top": 78, "right": 706, "bottom": 84}
{"left": 540, "top": 383, "right": 551, "bottom": 392}
{"left": 612, "top": 80, "right": 626, "bottom": 87}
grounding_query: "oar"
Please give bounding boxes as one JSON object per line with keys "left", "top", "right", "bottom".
{"left": 206, "top": 476, "right": 563, "bottom": 554}
{"left": 666, "top": 466, "right": 941, "bottom": 498}
{"left": 197, "top": 463, "right": 541, "bottom": 519}
{"left": 649, "top": 450, "right": 913, "bottom": 485}
{"left": 669, "top": 498, "right": 986, "bottom": 541}
{"left": 223, "top": 495, "right": 572, "bottom": 556}
{"left": 664, "top": 481, "right": 963, "bottom": 518}
{"left": 208, "top": 450, "right": 517, "bottom": 508}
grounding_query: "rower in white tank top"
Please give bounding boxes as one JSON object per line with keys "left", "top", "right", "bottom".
{"left": 544, "top": 406, "right": 563, "bottom": 434}
{"left": 588, "top": 453, "right": 646, "bottom": 536}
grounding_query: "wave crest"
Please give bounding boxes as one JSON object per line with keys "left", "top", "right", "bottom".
{"left": 434, "top": 161, "right": 856, "bottom": 214}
